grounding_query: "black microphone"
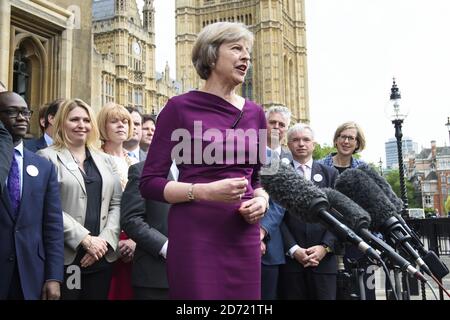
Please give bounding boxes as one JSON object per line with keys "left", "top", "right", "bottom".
{"left": 335, "top": 168, "right": 430, "bottom": 278}
{"left": 357, "top": 164, "right": 449, "bottom": 278}
{"left": 323, "top": 188, "right": 426, "bottom": 280}
{"left": 260, "top": 162, "right": 380, "bottom": 261}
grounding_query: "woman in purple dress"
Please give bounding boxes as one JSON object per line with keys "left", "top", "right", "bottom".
{"left": 140, "top": 22, "right": 269, "bottom": 300}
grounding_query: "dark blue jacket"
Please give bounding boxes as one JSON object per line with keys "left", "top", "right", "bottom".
{"left": 0, "top": 149, "right": 64, "bottom": 299}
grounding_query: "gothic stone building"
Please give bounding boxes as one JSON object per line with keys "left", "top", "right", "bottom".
{"left": 175, "top": 0, "right": 309, "bottom": 123}
{"left": 93, "top": 0, "right": 180, "bottom": 115}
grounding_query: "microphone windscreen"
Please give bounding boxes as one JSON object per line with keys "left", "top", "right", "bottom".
{"left": 260, "top": 162, "right": 325, "bottom": 223}
{"left": 357, "top": 163, "right": 404, "bottom": 212}
{"left": 334, "top": 168, "right": 398, "bottom": 232}
{"left": 323, "top": 188, "right": 371, "bottom": 231}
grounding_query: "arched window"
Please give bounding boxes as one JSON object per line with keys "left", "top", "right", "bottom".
{"left": 13, "top": 48, "right": 31, "bottom": 103}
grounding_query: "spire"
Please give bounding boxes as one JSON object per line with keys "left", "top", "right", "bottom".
{"left": 165, "top": 61, "right": 170, "bottom": 82}
{"left": 142, "top": 0, "right": 155, "bottom": 32}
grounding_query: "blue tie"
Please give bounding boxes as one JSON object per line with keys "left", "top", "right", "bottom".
{"left": 128, "top": 151, "right": 137, "bottom": 161}
{"left": 7, "top": 151, "right": 20, "bottom": 217}
{"left": 266, "top": 149, "right": 271, "bottom": 165}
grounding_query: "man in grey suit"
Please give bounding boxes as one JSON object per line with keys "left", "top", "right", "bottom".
{"left": 260, "top": 105, "right": 292, "bottom": 300}
{"left": 121, "top": 161, "right": 172, "bottom": 299}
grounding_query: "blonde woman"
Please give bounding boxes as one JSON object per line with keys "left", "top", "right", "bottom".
{"left": 97, "top": 102, "right": 137, "bottom": 300}
{"left": 37, "top": 99, "right": 121, "bottom": 300}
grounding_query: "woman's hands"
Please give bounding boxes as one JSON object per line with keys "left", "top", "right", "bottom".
{"left": 197, "top": 177, "right": 248, "bottom": 202}
{"left": 194, "top": 178, "right": 269, "bottom": 224}
{"left": 238, "top": 196, "right": 267, "bottom": 224}
{"left": 80, "top": 235, "right": 108, "bottom": 268}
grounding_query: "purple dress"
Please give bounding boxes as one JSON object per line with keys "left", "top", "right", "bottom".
{"left": 140, "top": 91, "right": 266, "bottom": 299}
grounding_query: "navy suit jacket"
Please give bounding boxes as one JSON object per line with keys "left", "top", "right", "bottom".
{"left": 261, "top": 147, "right": 292, "bottom": 266}
{"left": 0, "top": 148, "right": 64, "bottom": 299}
{"left": 281, "top": 161, "right": 339, "bottom": 274}
{"left": 24, "top": 136, "right": 47, "bottom": 153}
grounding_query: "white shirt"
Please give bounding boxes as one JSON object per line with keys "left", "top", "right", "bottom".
{"left": 292, "top": 158, "right": 313, "bottom": 181}
{"left": 44, "top": 133, "right": 53, "bottom": 147}
{"left": 126, "top": 146, "right": 141, "bottom": 161}
{"left": 288, "top": 157, "right": 314, "bottom": 258}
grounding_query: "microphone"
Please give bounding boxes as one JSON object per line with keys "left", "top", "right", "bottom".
{"left": 324, "top": 188, "right": 425, "bottom": 281}
{"left": 260, "top": 162, "right": 380, "bottom": 261}
{"left": 356, "top": 164, "right": 404, "bottom": 212}
{"left": 357, "top": 164, "right": 449, "bottom": 279}
{"left": 335, "top": 169, "right": 431, "bottom": 278}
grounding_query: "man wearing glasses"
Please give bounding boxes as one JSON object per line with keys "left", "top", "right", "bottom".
{"left": 0, "top": 92, "right": 64, "bottom": 300}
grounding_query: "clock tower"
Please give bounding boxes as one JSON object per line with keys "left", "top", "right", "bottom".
{"left": 93, "top": 0, "right": 157, "bottom": 113}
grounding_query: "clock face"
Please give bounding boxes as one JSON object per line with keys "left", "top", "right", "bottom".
{"left": 133, "top": 42, "right": 141, "bottom": 55}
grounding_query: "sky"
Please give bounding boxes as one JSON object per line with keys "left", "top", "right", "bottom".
{"left": 142, "top": 0, "right": 450, "bottom": 165}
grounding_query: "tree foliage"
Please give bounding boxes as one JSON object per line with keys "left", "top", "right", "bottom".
{"left": 385, "top": 169, "right": 420, "bottom": 208}
{"left": 445, "top": 195, "right": 450, "bottom": 216}
{"left": 313, "top": 143, "right": 335, "bottom": 160}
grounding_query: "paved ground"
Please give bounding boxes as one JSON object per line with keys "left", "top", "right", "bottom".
{"left": 374, "top": 255, "right": 450, "bottom": 300}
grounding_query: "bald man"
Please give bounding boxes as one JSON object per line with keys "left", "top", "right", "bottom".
{"left": 0, "top": 92, "right": 64, "bottom": 300}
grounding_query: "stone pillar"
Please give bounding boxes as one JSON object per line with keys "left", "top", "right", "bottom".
{"left": 0, "top": 1, "right": 11, "bottom": 87}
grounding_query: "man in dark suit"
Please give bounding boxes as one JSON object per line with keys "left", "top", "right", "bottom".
{"left": 260, "top": 105, "right": 293, "bottom": 300}
{"left": 124, "top": 107, "right": 147, "bottom": 162}
{"left": 0, "top": 92, "right": 64, "bottom": 300}
{"left": 24, "top": 99, "right": 63, "bottom": 153}
{"left": 121, "top": 161, "right": 173, "bottom": 299}
{"left": 279, "top": 123, "right": 339, "bottom": 300}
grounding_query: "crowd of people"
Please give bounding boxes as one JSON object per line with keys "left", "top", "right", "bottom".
{"left": 0, "top": 22, "right": 378, "bottom": 300}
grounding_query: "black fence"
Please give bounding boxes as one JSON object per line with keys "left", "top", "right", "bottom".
{"left": 406, "top": 217, "right": 450, "bottom": 256}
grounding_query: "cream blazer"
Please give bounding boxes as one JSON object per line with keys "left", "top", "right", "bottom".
{"left": 37, "top": 146, "right": 122, "bottom": 265}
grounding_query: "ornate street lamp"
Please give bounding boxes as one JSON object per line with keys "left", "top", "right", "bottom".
{"left": 445, "top": 116, "right": 450, "bottom": 145}
{"left": 378, "top": 157, "right": 383, "bottom": 176}
{"left": 386, "top": 78, "right": 409, "bottom": 217}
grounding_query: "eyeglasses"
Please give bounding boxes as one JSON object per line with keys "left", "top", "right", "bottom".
{"left": 0, "top": 109, "right": 33, "bottom": 118}
{"left": 338, "top": 135, "right": 356, "bottom": 142}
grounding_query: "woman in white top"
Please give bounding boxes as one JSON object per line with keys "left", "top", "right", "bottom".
{"left": 97, "top": 102, "right": 137, "bottom": 300}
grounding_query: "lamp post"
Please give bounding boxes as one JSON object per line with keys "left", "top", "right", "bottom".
{"left": 445, "top": 116, "right": 450, "bottom": 145}
{"left": 378, "top": 157, "right": 383, "bottom": 176}
{"left": 387, "top": 78, "right": 409, "bottom": 217}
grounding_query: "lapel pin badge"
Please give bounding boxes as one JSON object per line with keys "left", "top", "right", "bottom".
{"left": 313, "top": 173, "right": 323, "bottom": 183}
{"left": 26, "top": 165, "right": 39, "bottom": 177}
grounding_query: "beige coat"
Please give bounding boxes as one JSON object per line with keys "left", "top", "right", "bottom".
{"left": 37, "top": 146, "right": 122, "bottom": 265}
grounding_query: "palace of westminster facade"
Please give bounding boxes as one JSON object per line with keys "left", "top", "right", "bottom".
{"left": 0, "top": 0, "right": 309, "bottom": 136}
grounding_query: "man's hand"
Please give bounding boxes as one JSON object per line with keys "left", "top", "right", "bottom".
{"left": 41, "top": 280, "right": 60, "bottom": 300}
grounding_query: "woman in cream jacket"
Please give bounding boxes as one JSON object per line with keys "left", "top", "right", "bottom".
{"left": 38, "top": 99, "right": 121, "bottom": 300}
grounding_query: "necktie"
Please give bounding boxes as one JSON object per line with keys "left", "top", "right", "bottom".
{"left": 128, "top": 151, "right": 138, "bottom": 161}
{"left": 266, "top": 149, "right": 271, "bottom": 165}
{"left": 7, "top": 151, "right": 20, "bottom": 216}
{"left": 297, "top": 164, "right": 305, "bottom": 177}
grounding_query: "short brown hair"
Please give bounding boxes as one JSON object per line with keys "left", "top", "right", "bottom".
{"left": 192, "top": 22, "right": 254, "bottom": 80}
{"left": 333, "top": 121, "right": 366, "bottom": 153}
